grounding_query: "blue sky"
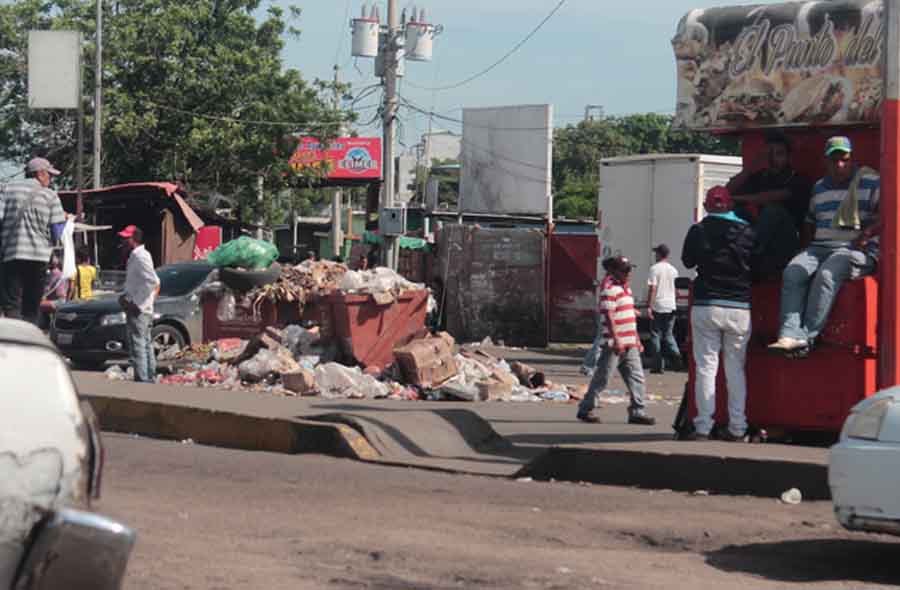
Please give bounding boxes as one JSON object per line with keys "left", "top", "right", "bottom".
{"left": 274, "top": 0, "right": 765, "bottom": 143}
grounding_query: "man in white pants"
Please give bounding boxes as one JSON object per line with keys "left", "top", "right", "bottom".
{"left": 681, "top": 186, "right": 756, "bottom": 441}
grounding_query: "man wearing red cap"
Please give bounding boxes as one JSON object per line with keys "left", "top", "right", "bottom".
{"left": 681, "top": 186, "right": 756, "bottom": 441}
{"left": 118, "top": 225, "right": 160, "bottom": 383}
{"left": 576, "top": 255, "right": 656, "bottom": 426}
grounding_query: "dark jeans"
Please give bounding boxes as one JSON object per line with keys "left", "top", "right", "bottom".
{"left": 1, "top": 260, "right": 47, "bottom": 325}
{"left": 649, "top": 311, "right": 681, "bottom": 372}
{"left": 737, "top": 204, "right": 800, "bottom": 280}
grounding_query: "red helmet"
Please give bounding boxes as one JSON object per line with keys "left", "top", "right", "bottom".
{"left": 704, "top": 186, "right": 733, "bottom": 212}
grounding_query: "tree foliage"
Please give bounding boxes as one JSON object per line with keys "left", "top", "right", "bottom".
{"left": 0, "top": 0, "right": 351, "bottom": 224}
{"left": 552, "top": 113, "right": 739, "bottom": 220}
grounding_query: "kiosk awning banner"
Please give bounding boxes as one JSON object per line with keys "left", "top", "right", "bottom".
{"left": 673, "top": 1, "right": 883, "bottom": 130}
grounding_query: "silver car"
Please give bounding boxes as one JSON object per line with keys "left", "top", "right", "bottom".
{"left": 0, "top": 319, "right": 135, "bottom": 589}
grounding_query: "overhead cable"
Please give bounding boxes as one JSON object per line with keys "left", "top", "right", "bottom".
{"left": 405, "top": 0, "right": 567, "bottom": 92}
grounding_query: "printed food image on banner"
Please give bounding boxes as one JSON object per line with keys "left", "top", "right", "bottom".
{"left": 289, "top": 137, "right": 382, "bottom": 180}
{"left": 673, "top": 0, "right": 883, "bottom": 130}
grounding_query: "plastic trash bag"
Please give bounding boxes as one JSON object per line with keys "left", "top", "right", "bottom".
{"left": 314, "top": 363, "right": 389, "bottom": 399}
{"left": 238, "top": 349, "right": 282, "bottom": 383}
{"left": 207, "top": 236, "right": 279, "bottom": 270}
{"left": 217, "top": 290, "right": 237, "bottom": 321}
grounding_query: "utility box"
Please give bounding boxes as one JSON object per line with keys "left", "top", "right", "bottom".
{"left": 380, "top": 206, "right": 407, "bottom": 236}
{"left": 598, "top": 154, "right": 743, "bottom": 308}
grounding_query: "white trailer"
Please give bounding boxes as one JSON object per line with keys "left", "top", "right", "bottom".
{"left": 597, "top": 153, "right": 743, "bottom": 307}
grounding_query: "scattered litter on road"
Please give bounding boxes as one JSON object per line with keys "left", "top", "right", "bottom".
{"left": 692, "top": 490, "right": 710, "bottom": 496}
{"left": 516, "top": 477, "right": 534, "bottom": 483}
{"left": 555, "top": 567, "right": 573, "bottom": 575}
{"left": 780, "top": 488, "right": 803, "bottom": 505}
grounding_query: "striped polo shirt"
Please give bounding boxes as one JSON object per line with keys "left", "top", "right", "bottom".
{"left": 807, "top": 170, "right": 880, "bottom": 258}
{"left": 599, "top": 275, "right": 639, "bottom": 349}
{"left": 0, "top": 179, "right": 66, "bottom": 263}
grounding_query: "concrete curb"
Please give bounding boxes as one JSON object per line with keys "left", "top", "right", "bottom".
{"left": 85, "top": 396, "right": 379, "bottom": 461}
{"left": 84, "top": 394, "right": 831, "bottom": 500}
{"left": 516, "top": 446, "right": 830, "bottom": 500}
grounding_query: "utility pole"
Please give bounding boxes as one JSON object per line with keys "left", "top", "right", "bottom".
{"left": 880, "top": 0, "right": 900, "bottom": 388}
{"left": 93, "top": 0, "right": 102, "bottom": 189}
{"left": 382, "top": 0, "right": 400, "bottom": 269}
{"left": 331, "top": 65, "right": 345, "bottom": 260}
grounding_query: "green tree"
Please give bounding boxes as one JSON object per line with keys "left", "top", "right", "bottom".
{"left": 0, "top": 0, "right": 352, "bottom": 225}
{"left": 551, "top": 115, "right": 739, "bottom": 219}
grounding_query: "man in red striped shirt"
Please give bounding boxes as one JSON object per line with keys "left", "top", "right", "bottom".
{"left": 577, "top": 256, "right": 656, "bottom": 425}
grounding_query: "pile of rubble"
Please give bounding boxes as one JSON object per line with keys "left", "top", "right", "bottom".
{"left": 117, "top": 326, "right": 581, "bottom": 403}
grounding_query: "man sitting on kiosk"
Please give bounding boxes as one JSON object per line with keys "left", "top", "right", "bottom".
{"left": 727, "top": 131, "right": 811, "bottom": 280}
{"left": 769, "top": 136, "right": 882, "bottom": 355}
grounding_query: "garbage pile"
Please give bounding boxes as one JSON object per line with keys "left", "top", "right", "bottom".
{"left": 240, "top": 260, "right": 349, "bottom": 316}
{"left": 131, "top": 326, "right": 580, "bottom": 403}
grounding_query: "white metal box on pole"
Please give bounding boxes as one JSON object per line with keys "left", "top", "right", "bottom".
{"left": 597, "top": 154, "right": 743, "bottom": 307}
{"left": 351, "top": 17, "right": 380, "bottom": 58}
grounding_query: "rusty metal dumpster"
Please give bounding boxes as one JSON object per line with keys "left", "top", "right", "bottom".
{"left": 327, "top": 290, "right": 429, "bottom": 370}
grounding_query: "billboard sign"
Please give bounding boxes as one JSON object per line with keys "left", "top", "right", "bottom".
{"left": 460, "top": 105, "right": 553, "bottom": 216}
{"left": 289, "top": 137, "right": 382, "bottom": 180}
{"left": 28, "top": 30, "right": 81, "bottom": 109}
{"left": 673, "top": 1, "right": 883, "bottom": 130}
{"left": 193, "top": 226, "right": 223, "bottom": 260}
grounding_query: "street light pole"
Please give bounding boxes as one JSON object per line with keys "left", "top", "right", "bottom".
{"left": 880, "top": 0, "right": 900, "bottom": 388}
{"left": 331, "top": 65, "right": 345, "bottom": 260}
{"left": 93, "top": 0, "right": 102, "bottom": 189}
{"left": 383, "top": 0, "right": 400, "bottom": 269}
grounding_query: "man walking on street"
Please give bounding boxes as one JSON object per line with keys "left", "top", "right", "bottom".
{"left": 118, "top": 225, "right": 160, "bottom": 383}
{"left": 0, "top": 157, "right": 67, "bottom": 323}
{"left": 576, "top": 255, "right": 656, "bottom": 426}
{"left": 647, "top": 244, "right": 683, "bottom": 374}
{"left": 682, "top": 186, "right": 755, "bottom": 441}
{"left": 768, "top": 137, "right": 880, "bottom": 355}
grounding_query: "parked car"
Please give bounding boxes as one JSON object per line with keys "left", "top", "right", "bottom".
{"left": 829, "top": 387, "right": 900, "bottom": 536}
{"left": 51, "top": 261, "right": 217, "bottom": 370}
{"left": 0, "top": 319, "right": 135, "bottom": 588}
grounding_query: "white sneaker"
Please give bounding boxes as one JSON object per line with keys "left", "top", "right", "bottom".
{"left": 768, "top": 337, "right": 807, "bottom": 351}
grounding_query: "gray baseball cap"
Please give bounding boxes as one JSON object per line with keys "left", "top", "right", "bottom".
{"left": 26, "top": 157, "right": 60, "bottom": 176}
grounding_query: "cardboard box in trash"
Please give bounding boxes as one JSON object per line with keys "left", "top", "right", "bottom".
{"left": 394, "top": 333, "right": 458, "bottom": 388}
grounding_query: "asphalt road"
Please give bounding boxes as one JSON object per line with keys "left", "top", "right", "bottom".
{"left": 98, "top": 435, "right": 900, "bottom": 590}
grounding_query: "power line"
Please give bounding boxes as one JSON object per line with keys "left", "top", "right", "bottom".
{"left": 400, "top": 96, "right": 553, "bottom": 131}
{"left": 405, "top": 0, "right": 567, "bottom": 92}
{"left": 145, "top": 101, "right": 351, "bottom": 129}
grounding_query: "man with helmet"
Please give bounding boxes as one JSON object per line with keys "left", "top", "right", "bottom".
{"left": 682, "top": 186, "right": 756, "bottom": 441}
{"left": 576, "top": 255, "right": 656, "bottom": 426}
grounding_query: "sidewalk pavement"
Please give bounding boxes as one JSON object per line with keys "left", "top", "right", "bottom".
{"left": 76, "top": 345, "right": 831, "bottom": 500}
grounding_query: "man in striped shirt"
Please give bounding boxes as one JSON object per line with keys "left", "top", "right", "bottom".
{"left": 769, "top": 137, "right": 881, "bottom": 354}
{"left": 576, "top": 255, "right": 656, "bottom": 426}
{"left": 0, "top": 157, "right": 67, "bottom": 324}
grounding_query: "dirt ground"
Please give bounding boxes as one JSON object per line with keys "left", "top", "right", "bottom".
{"left": 99, "top": 434, "right": 900, "bottom": 590}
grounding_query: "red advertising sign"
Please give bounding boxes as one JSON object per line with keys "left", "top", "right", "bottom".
{"left": 193, "top": 226, "right": 223, "bottom": 261}
{"left": 289, "top": 137, "right": 382, "bottom": 180}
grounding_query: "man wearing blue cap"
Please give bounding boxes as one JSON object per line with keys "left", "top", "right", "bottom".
{"left": 769, "top": 136, "right": 881, "bottom": 354}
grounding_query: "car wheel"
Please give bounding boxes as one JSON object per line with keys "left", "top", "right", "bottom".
{"left": 152, "top": 324, "right": 186, "bottom": 356}
{"left": 219, "top": 263, "right": 282, "bottom": 292}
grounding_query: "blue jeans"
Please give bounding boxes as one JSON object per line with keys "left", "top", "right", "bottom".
{"left": 649, "top": 311, "right": 681, "bottom": 372}
{"left": 126, "top": 312, "right": 156, "bottom": 383}
{"left": 582, "top": 313, "right": 604, "bottom": 375}
{"left": 578, "top": 346, "right": 647, "bottom": 416}
{"left": 779, "top": 245, "right": 875, "bottom": 342}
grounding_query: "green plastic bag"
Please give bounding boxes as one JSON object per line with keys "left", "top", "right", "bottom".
{"left": 206, "top": 236, "right": 279, "bottom": 270}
